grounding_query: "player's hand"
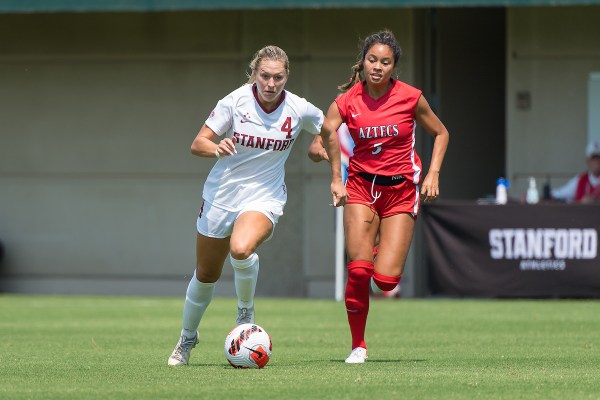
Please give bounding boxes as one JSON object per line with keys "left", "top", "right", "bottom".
{"left": 331, "top": 181, "right": 348, "bottom": 207}
{"left": 216, "top": 138, "right": 237, "bottom": 157}
{"left": 420, "top": 171, "right": 440, "bottom": 203}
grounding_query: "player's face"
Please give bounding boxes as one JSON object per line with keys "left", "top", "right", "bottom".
{"left": 254, "top": 60, "right": 288, "bottom": 110}
{"left": 363, "top": 44, "right": 395, "bottom": 87}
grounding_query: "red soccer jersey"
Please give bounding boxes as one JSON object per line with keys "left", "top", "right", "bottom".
{"left": 574, "top": 172, "right": 600, "bottom": 202}
{"left": 335, "top": 79, "right": 423, "bottom": 184}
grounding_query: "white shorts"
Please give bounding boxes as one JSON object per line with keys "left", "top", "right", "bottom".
{"left": 196, "top": 199, "right": 284, "bottom": 240}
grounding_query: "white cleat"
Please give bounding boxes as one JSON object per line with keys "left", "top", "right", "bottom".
{"left": 167, "top": 332, "right": 199, "bottom": 366}
{"left": 236, "top": 306, "right": 255, "bottom": 325}
{"left": 345, "top": 347, "right": 368, "bottom": 364}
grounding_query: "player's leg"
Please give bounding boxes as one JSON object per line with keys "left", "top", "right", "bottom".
{"left": 371, "top": 182, "right": 419, "bottom": 297}
{"left": 229, "top": 210, "right": 274, "bottom": 325}
{"left": 343, "top": 203, "right": 379, "bottom": 363}
{"left": 185, "top": 233, "right": 231, "bottom": 335}
{"left": 168, "top": 233, "right": 230, "bottom": 366}
{"left": 372, "top": 213, "right": 415, "bottom": 293}
{"left": 169, "top": 201, "right": 233, "bottom": 366}
{"left": 369, "top": 235, "right": 386, "bottom": 296}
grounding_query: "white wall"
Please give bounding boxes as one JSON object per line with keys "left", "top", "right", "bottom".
{"left": 590, "top": 72, "right": 600, "bottom": 142}
{"left": 5, "top": 6, "right": 600, "bottom": 297}
{"left": 0, "top": 9, "right": 418, "bottom": 297}
{"left": 507, "top": 6, "right": 600, "bottom": 196}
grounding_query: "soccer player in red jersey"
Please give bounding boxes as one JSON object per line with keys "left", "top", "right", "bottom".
{"left": 326, "top": 30, "right": 449, "bottom": 363}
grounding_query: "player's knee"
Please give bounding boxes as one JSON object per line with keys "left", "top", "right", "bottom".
{"left": 195, "top": 265, "right": 220, "bottom": 283}
{"left": 347, "top": 261, "right": 374, "bottom": 284}
{"left": 347, "top": 269, "right": 371, "bottom": 287}
{"left": 229, "top": 243, "right": 255, "bottom": 261}
{"left": 372, "top": 272, "right": 401, "bottom": 291}
{"left": 345, "top": 261, "right": 373, "bottom": 312}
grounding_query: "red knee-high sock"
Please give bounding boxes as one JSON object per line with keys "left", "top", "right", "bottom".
{"left": 372, "top": 272, "right": 402, "bottom": 292}
{"left": 345, "top": 260, "right": 374, "bottom": 350}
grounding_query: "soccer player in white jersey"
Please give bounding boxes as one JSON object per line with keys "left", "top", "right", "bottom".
{"left": 168, "top": 45, "right": 348, "bottom": 366}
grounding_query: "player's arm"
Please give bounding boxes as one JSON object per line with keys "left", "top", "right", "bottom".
{"left": 415, "top": 95, "right": 450, "bottom": 202}
{"left": 191, "top": 124, "right": 237, "bottom": 158}
{"left": 320, "top": 102, "right": 347, "bottom": 206}
{"left": 309, "top": 100, "right": 343, "bottom": 163}
{"left": 551, "top": 176, "right": 578, "bottom": 203}
{"left": 308, "top": 135, "right": 329, "bottom": 163}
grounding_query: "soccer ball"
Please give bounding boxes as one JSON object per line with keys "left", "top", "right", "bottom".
{"left": 224, "top": 323, "right": 272, "bottom": 369}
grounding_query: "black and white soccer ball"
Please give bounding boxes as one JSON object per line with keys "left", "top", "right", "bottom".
{"left": 224, "top": 323, "right": 272, "bottom": 369}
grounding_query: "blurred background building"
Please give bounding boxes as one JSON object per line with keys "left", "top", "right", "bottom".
{"left": 1, "top": 0, "right": 599, "bottom": 298}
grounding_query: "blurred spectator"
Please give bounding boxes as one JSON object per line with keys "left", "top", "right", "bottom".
{"left": 552, "top": 140, "right": 600, "bottom": 203}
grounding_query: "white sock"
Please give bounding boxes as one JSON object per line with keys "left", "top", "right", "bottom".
{"left": 370, "top": 277, "right": 384, "bottom": 294}
{"left": 230, "top": 253, "right": 259, "bottom": 309}
{"left": 181, "top": 271, "right": 215, "bottom": 338}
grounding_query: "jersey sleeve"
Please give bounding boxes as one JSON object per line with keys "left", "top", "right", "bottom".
{"left": 301, "top": 101, "right": 324, "bottom": 136}
{"left": 334, "top": 91, "right": 349, "bottom": 123}
{"left": 551, "top": 175, "right": 579, "bottom": 203}
{"left": 205, "top": 93, "right": 234, "bottom": 136}
{"left": 407, "top": 85, "right": 423, "bottom": 114}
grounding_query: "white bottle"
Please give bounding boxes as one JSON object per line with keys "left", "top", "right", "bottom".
{"left": 526, "top": 176, "right": 539, "bottom": 204}
{"left": 496, "top": 178, "right": 508, "bottom": 205}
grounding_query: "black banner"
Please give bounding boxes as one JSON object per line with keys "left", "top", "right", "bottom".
{"left": 422, "top": 201, "right": 600, "bottom": 298}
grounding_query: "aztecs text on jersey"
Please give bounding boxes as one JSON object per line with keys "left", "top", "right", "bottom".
{"left": 335, "top": 79, "right": 423, "bottom": 183}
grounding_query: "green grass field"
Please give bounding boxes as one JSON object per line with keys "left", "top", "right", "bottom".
{"left": 1, "top": 295, "right": 599, "bottom": 400}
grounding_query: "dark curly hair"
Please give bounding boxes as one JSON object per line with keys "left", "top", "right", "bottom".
{"left": 339, "top": 30, "right": 402, "bottom": 92}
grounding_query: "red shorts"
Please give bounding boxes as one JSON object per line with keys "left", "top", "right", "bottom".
{"left": 345, "top": 173, "right": 420, "bottom": 218}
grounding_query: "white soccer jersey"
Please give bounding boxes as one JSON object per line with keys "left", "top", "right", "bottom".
{"left": 203, "top": 83, "right": 324, "bottom": 211}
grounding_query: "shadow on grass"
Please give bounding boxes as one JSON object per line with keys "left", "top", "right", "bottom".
{"left": 184, "top": 359, "right": 428, "bottom": 367}
{"left": 178, "top": 363, "right": 230, "bottom": 367}
{"left": 329, "top": 358, "right": 428, "bottom": 363}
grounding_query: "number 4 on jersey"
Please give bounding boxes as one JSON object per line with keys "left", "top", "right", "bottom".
{"left": 281, "top": 117, "right": 292, "bottom": 139}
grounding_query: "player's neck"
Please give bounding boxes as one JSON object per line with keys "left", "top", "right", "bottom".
{"left": 252, "top": 83, "right": 285, "bottom": 113}
{"left": 366, "top": 79, "right": 393, "bottom": 100}
{"left": 259, "top": 97, "right": 280, "bottom": 112}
